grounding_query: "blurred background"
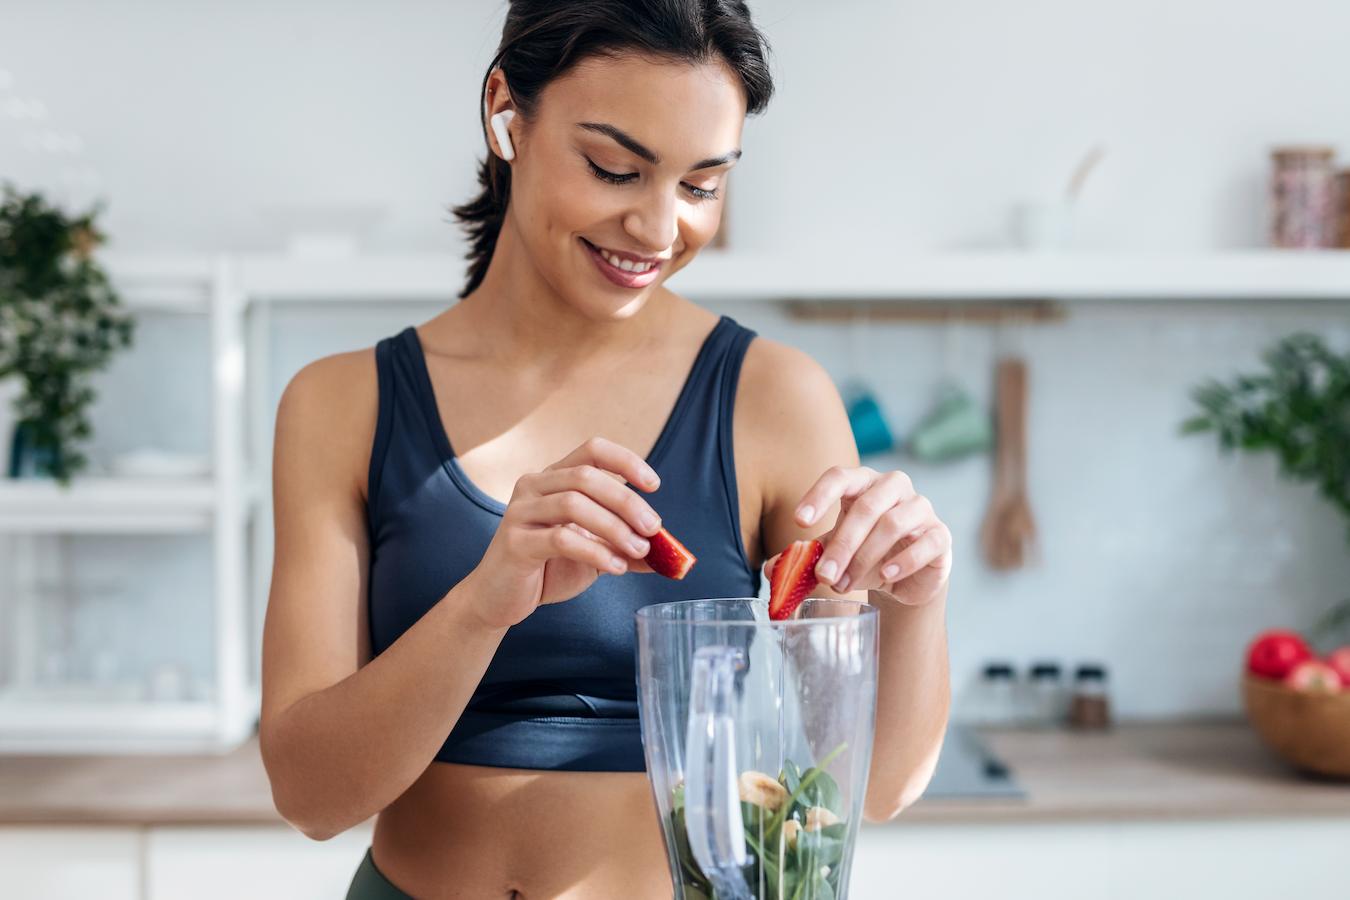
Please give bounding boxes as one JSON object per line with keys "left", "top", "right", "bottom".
{"left": 1, "top": 1, "right": 1348, "bottom": 898}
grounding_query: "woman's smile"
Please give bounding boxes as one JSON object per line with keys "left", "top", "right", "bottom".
{"left": 579, "top": 236, "right": 666, "bottom": 288}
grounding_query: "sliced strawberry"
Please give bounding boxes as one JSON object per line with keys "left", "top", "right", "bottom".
{"left": 645, "top": 527, "right": 697, "bottom": 580}
{"left": 768, "top": 539, "right": 825, "bottom": 620}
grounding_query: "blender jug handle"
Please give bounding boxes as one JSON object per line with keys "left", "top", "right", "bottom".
{"left": 684, "top": 645, "right": 750, "bottom": 898}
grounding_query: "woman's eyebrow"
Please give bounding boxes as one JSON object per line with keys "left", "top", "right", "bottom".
{"left": 576, "top": 121, "right": 742, "bottom": 170}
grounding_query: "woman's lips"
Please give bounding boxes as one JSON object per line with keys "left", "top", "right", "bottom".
{"left": 580, "top": 238, "right": 663, "bottom": 289}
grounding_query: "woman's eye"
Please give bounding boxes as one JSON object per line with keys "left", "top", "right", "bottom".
{"left": 586, "top": 159, "right": 637, "bottom": 185}
{"left": 587, "top": 158, "right": 719, "bottom": 201}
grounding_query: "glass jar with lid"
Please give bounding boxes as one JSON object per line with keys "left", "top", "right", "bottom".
{"left": 1335, "top": 169, "right": 1350, "bottom": 249}
{"left": 1068, "top": 663, "right": 1112, "bottom": 730}
{"left": 1269, "top": 145, "right": 1336, "bottom": 249}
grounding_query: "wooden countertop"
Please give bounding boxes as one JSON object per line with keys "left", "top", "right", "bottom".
{"left": 899, "top": 720, "right": 1350, "bottom": 824}
{"left": 0, "top": 722, "right": 1347, "bottom": 827}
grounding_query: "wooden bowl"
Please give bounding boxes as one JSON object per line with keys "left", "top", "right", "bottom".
{"left": 1242, "top": 674, "right": 1350, "bottom": 779}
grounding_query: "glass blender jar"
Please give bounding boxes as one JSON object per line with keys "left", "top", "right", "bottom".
{"left": 636, "top": 597, "right": 879, "bottom": 900}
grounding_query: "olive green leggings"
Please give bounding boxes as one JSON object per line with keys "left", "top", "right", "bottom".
{"left": 346, "top": 848, "right": 415, "bottom": 899}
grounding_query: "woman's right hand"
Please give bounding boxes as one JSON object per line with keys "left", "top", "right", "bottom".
{"left": 463, "top": 437, "right": 664, "bottom": 630}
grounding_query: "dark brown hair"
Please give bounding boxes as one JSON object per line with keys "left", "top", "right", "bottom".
{"left": 450, "top": 0, "right": 775, "bottom": 298}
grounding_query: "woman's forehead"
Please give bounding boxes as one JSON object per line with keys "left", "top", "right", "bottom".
{"left": 537, "top": 54, "right": 746, "bottom": 161}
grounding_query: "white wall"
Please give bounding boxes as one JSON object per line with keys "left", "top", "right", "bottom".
{"left": 3, "top": 1, "right": 1350, "bottom": 718}
{"left": 4, "top": 0, "right": 1349, "bottom": 253}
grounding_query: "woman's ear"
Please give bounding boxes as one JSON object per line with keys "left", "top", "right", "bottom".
{"left": 484, "top": 69, "right": 518, "bottom": 163}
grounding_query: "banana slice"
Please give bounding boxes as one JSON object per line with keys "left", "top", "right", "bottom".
{"left": 805, "top": 807, "right": 840, "bottom": 831}
{"left": 738, "top": 770, "right": 789, "bottom": 811}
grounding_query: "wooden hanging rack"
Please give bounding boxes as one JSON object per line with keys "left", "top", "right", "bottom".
{"left": 783, "top": 298, "right": 1065, "bottom": 323}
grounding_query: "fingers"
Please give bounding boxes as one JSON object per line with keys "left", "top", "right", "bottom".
{"left": 546, "top": 436, "right": 660, "bottom": 493}
{"left": 840, "top": 494, "right": 933, "bottom": 589}
{"left": 792, "top": 465, "right": 878, "bottom": 528}
{"left": 814, "top": 471, "right": 915, "bottom": 590}
{"left": 518, "top": 464, "right": 662, "bottom": 539}
{"left": 880, "top": 523, "right": 953, "bottom": 585}
{"left": 522, "top": 490, "right": 652, "bottom": 560}
{"left": 512, "top": 523, "right": 631, "bottom": 575}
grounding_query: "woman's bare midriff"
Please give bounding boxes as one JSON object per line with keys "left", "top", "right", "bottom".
{"left": 370, "top": 761, "right": 674, "bottom": 900}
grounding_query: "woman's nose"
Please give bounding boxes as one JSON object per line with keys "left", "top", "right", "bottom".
{"left": 622, "top": 187, "right": 679, "bottom": 254}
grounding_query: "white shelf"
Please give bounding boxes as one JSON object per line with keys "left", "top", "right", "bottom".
{"left": 0, "top": 254, "right": 255, "bottom": 754}
{"left": 669, "top": 250, "right": 1350, "bottom": 302}
{"left": 240, "top": 253, "right": 462, "bottom": 303}
{"left": 0, "top": 478, "right": 218, "bottom": 533}
{"left": 202, "top": 250, "right": 1350, "bottom": 305}
{"left": 99, "top": 250, "right": 1350, "bottom": 306}
{"left": 101, "top": 253, "right": 217, "bottom": 313}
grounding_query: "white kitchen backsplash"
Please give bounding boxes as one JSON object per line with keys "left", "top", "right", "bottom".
{"left": 43, "top": 300, "right": 1350, "bottom": 720}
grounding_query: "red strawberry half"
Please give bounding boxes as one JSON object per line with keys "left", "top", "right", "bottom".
{"left": 768, "top": 539, "right": 825, "bottom": 621}
{"left": 645, "top": 527, "right": 697, "bottom": 580}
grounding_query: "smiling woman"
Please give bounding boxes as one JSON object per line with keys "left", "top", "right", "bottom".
{"left": 451, "top": 1, "right": 772, "bottom": 307}
{"left": 259, "top": 1, "right": 951, "bottom": 898}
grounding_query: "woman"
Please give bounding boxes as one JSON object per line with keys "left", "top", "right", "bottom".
{"left": 260, "top": 2, "right": 951, "bottom": 898}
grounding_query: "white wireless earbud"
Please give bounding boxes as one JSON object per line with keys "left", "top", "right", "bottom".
{"left": 490, "top": 110, "right": 516, "bottom": 161}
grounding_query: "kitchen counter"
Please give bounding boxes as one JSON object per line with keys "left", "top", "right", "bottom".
{"left": 901, "top": 720, "right": 1350, "bottom": 823}
{"left": 0, "top": 721, "right": 1347, "bottom": 827}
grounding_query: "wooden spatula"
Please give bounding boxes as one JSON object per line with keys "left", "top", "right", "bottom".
{"left": 981, "top": 357, "right": 1037, "bottom": 569}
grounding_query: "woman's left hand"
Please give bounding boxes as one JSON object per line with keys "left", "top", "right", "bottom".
{"left": 794, "top": 466, "right": 952, "bottom": 606}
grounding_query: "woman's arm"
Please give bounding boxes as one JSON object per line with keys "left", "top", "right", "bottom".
{"left": 736, "top": 339, "right": 951, "bottom": 823}
{"left": 259, "top": 352, "right": 510, "bottom": 841}
{"left": 260, "top": 355, "right": 664, "bottom": 841}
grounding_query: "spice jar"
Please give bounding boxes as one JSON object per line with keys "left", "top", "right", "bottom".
{"left": 975, "top": 662, "right": 1018, "bottom": 727}
{"left": 1269, "top": 146, "right": 1336, "bottom": 249}
{"left": 1068, "top": 663, "right": 1112, "bottom": 730}
{"left": 1027, "top": 661, "right": 1067, "bottom": 727}
{"left": 1335, "top": 169, "right": 1350, "bottom": 249}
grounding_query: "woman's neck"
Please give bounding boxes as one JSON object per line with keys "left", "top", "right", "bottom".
{"left": 457, "top": 216, "right": 672, "bottom": 373}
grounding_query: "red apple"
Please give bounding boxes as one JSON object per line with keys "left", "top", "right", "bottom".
{"left": 1246, "top": 630, "right": 1313, "bottom": 679}
{"left": 1325, "top": 646, "right": 1350, "bottom": 685}
{"left": 1284, "top": 660, "right": 1343, "bottom": 694}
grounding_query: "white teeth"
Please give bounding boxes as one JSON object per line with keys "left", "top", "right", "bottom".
{"left": 596, "top": 245, "right": 654, "bottom": 274}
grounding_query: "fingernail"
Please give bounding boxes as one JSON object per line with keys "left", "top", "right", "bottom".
{"left": 642, "top": 465, "right": 660, "bottom": 488}
{"left": 630, "top": 537, "right": 650, "bottom": 556}
{"left": 882, "top": 564, "right": 901, "bottom": 581}
{"left": 818, "top": 559, "right": 838, "bottom": 582}
{"left": 835, "top": 573, "right": 851, "bottom": 592}
{"left": 641, "top": 511, "right": 660, "bottom": 534}
{"left": 797, "top": 505, "right": 815, "bottom": 524}
{"left": 611, "top": 555, "right": 628, "bottom": 573}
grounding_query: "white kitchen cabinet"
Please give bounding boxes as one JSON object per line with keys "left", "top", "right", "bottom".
{"left": 145, "top": 824, "right": 372, "bottom": 900}
{"left": 852, "top": 818, "right": 1350, "bottom": 900}
{"left": 4, "top": 817, "right": 1347, "bottom": 899}
{"left": 0, "top": 826, "right": 141, "bottom": 900}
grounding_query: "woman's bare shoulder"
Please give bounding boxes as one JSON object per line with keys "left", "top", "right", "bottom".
{"left": 733, "top": 334, "right": 855, "bottom": 506}
{"left": 274, "top": 347, "right": 379, "bottom": 496}
{"left": 737, "top": 335, "right": 843, "bottom": 418}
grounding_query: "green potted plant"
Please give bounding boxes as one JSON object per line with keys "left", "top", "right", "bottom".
{"left": 1183, "top": 332, "right": 1350, "bottom": 638}
{"left": 1184, "top": 332, "right": 1350, "bottom": 777}
{"left": 0, "top": 183, "right": 134, "bottom": 483}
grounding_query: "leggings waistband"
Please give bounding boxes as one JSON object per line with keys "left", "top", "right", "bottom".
{"left": 346, "top": 847, "right": 414, "bottom": 900}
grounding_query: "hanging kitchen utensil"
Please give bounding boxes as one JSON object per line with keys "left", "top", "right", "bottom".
{"left": 909, "top": 312, "right": 992, "bottom": 463}
{"left": 981, "top": 355, "right": 1036, "bottom": 569}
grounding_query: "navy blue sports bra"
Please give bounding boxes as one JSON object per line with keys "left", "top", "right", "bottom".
{"left": 365, "top": 315, "right": 761, "bottom": 772}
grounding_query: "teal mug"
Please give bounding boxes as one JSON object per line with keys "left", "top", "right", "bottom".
{"left": 908, "top": 385, "right": 992, "bottom": 463}
{"left": 843, "top": 383, "right": 895, "bottom": 457}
